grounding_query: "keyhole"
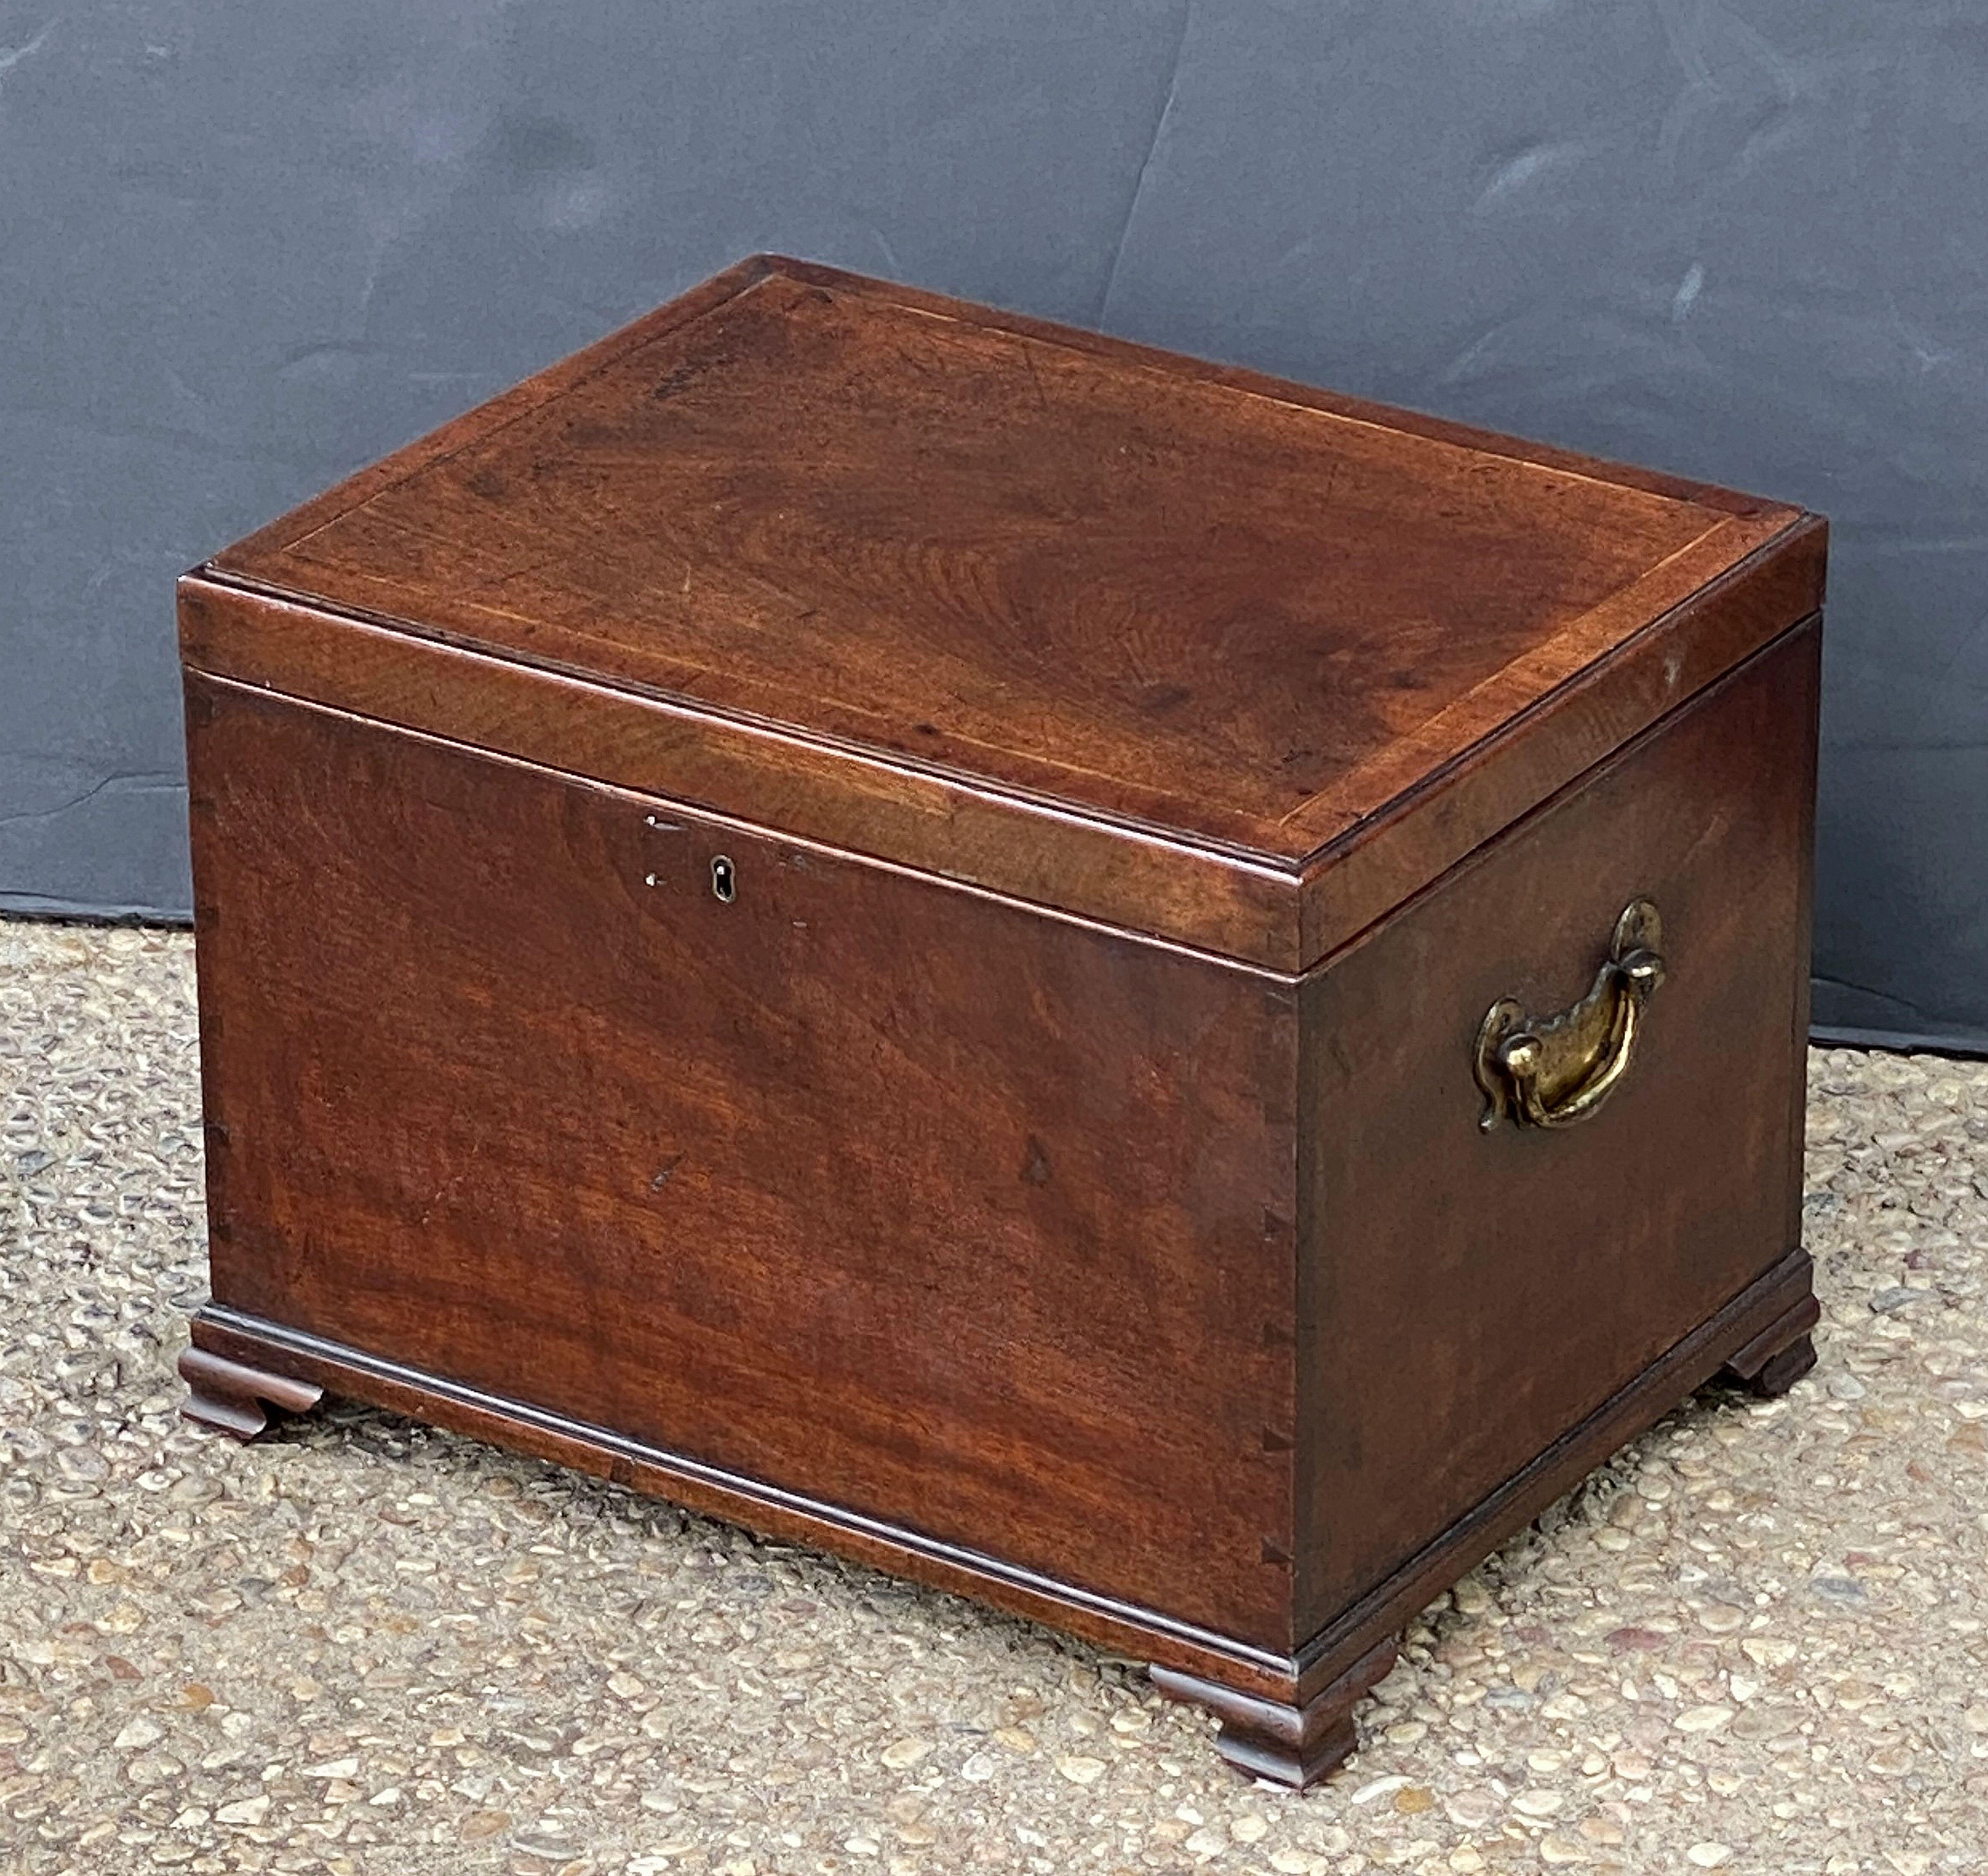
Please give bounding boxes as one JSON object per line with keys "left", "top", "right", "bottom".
{"left": 709, "top": 855, "right": 736, "bottom": 902}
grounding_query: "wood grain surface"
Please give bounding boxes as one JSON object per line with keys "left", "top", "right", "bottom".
{"left": 185, "top": 671, "right": 1302, "bottom": 1645}
{"left": 195, "top": 256, "right": 1822, "bottom": 972}
{"left": 179, "top": 256, "right": 1827, "bottom": 1784}
{"left": 183, "top": 614, "right": 1817, "bottom": 1666}
{"left": 184, "top": 1238, "right": 1817, "bottom": 1719}
{"left": 1294, "top": 618, "right": 1820, "bottom": 1636}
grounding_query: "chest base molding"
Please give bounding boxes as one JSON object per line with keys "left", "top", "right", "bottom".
{"left": 182, "top": 1241, "right": 1815, "bottom": 1784}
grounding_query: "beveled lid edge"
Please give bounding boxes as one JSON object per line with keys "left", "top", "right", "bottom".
{"left": 196, "top": 256, "right": 1825, "bottom": 970}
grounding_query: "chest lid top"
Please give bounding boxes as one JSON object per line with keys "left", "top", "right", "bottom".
{"left": 191, "top": 255, "right": 1823, "bottom": 972}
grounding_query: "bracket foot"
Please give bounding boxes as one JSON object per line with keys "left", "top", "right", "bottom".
{"left": 1717, "top": 1286, "right": 1821, "bottom": 1400}
{"left": 1151, "top": 1635, "right": 1400, "bottom": 1790}
{"left": 179, "top": 1346, "right": 323, "bottom": 1440}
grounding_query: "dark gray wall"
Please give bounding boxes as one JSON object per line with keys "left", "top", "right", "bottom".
{"left": 4, "top": 2, "right": 1984, "bottom": 1050}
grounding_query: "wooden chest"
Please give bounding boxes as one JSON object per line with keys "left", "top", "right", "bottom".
{"left": 177, "top": 255, "right": 1826, "bottom": 1787}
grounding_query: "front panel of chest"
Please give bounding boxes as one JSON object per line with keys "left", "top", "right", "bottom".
{"left": 182, "top": 671, "right": 1303, "bottom": 1645}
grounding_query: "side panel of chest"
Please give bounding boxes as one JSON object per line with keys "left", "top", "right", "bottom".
{"left": 184, "top": 673, "right": 1301, "bottom": 1646}
{"left": 1295, "top": 618, "right": 1820, "bottom": 1638}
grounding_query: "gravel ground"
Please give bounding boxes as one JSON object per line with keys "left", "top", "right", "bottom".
{"left": 2, "top": 918, "right": 1985, "bottom": 1876}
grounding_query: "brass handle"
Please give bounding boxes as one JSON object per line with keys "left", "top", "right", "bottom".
{"left": 1474, "top": 900, "right": 1665, "bottom": 1133}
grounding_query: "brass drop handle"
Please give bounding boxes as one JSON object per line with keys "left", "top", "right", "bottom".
{"left": 1474, "top": 900, "right": 1665, "bottom": 1133}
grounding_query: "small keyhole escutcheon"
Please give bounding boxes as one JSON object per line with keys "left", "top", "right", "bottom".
{"left": 709, "top": 855, "right": 736, "bottom": 902}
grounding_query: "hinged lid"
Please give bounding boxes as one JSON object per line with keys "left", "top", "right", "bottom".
{"left": 182, "top": 254, "right": 1824, "bottom": 972}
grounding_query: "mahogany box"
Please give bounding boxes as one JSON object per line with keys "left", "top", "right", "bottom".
{"left": 176, "top": 255, "right": 1826, "bottom": 1787}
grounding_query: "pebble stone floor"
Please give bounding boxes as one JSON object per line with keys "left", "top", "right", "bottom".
{"left": 3, "top": 920, "right": 1986, "bottom": 1876}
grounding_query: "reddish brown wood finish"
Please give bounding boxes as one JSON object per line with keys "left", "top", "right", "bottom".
{"left": 186, "top": 254, "right": 1824, "bottom": 971}
{"left": 182, "top": 1245, "right": 1819, "bottom": 1737}
{"left": 1152, "top": 1637, "right": 1401, "bottom": 1788}
{"left": 178, "top": 258, "right": 1827, "bottom": 1787}
{"left": 176, "top": 578, "right": 1301, "bottom": 970}
{"left": 1293, "top": 619, "right": 1821, "bottom": 1638}
{"left": 1719, "top": 1292, "right": 1823, "bottom": 1398}
{"left": 185, "top": 671, "right": 1301, "bottom": 1647}
{"left": 208, "top": 261, "right": 1796, "bottom": 862}
{"left": 177, "top": 1346, "right": 322, "bottom": 1439}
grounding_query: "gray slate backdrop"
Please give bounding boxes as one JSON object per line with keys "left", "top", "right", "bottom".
{"left": 4, "top": 1, "right": 1985, "bottom": 1052}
